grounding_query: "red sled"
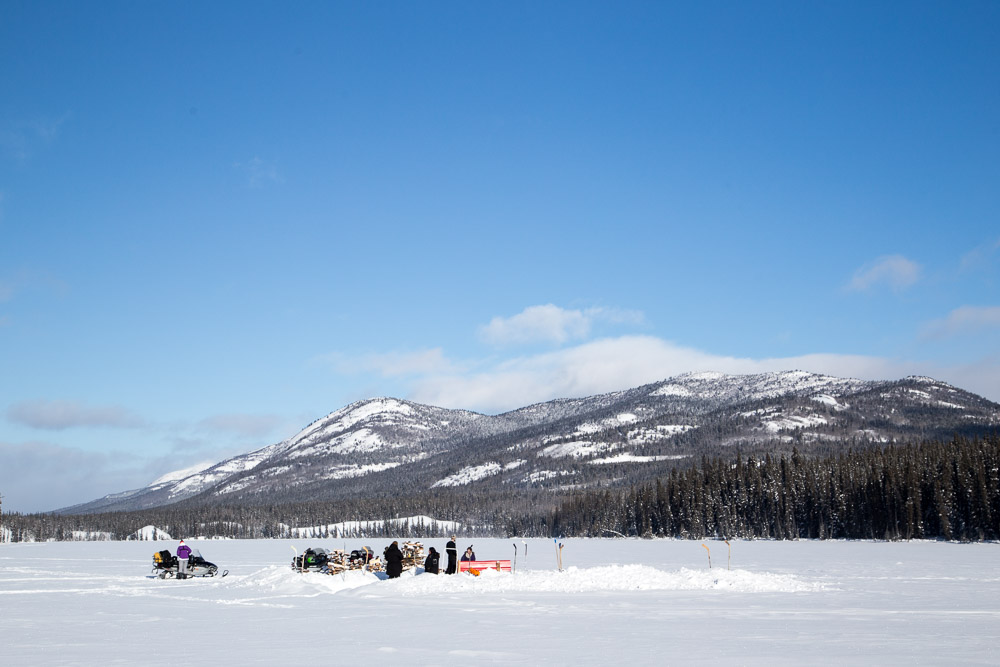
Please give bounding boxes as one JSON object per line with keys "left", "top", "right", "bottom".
{"left": 459, "top": 559, "right": 512, "bottom": 574}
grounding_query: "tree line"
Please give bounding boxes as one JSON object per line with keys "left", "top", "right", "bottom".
{"left": 544, "top": 435, "right": 1000, "bottom": 541}
{"left": 3, "top": 435, "right": 998, "bottom": 542}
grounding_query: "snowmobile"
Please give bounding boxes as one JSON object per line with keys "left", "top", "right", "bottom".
{"left": 291, "top": 546, "right": 383, "bottom": 574}
{"left": 152, "top": 548, "right": 227, "bottom": 579}
{"left": 348, "top": 546, "right": 377, "bottom": 568}
{"left": 291, "top": 547, "right": 331, "bottom": 572}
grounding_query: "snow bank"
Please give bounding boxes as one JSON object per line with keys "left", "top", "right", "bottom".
{"left": 364, "top": 565, "right": 824, "bottom": 596}
{"left": 222, "top": 563, "right": 825, "bottom": 600}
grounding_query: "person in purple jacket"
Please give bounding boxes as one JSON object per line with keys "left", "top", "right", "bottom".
{"left": 176, "top": 540, "right": 192, "bottom": 579}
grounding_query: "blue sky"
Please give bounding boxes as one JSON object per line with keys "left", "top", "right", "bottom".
{"left": 2, "top": 1, "right": 998, "bottom": 512}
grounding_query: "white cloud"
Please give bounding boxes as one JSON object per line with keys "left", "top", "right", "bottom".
{"left": 959, "top": 238, "right": 1000, "bottom": 272}
{"left": 479, "top": 304, "right": 645, "bottom": 346}
{"left": 398, "top": 335, "right": 1000, "bottom": 413}
{"left": 0, "top": 440, "right": 144, "bottom": 512}
{"left": 407, "top": 336, "right": 886, "bottom": 413}
{"left": 6, "top": 400, "right": 146, "bottom": 431}
{"left": 848, "top": 255, "right": 921, "bottom": 292}
{"left": 922, "top": 306, "right": 1000, "bottom": 340}
{"left": 0, "top": 438, "right": 243, "bottom": 513}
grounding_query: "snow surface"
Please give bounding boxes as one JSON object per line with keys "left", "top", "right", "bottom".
{"left": 149, "top": 461, "right": 213, "bottom": 486}
{"left": 588, "top": 454, "right": 689, "bottom": 465}
{"left": 129, "top": 525, "right": 173, "bottom": 541}
{"left": 431, "top": 463, "right": 503, "bottom": 487}
{"left": 539, "top": 440, "right": 616, "bottom": 458}
{"left": 320, "top": 461, "right": 403, "bottom": 480}
{"left": 2, "top": 539, "right": 997, "bottom": 665}
{"left": 651, "top": 383, "right": 694, "bottom": 397}
{"left": 627, "top": 424, "right": 696, "bottom": 444}
{"left": 762, "top": 413, "right": 829, "bottom": 433}
{"left": 811, "top": 393, "right": 848, "bottom": 410}
{"left": 522, "top": 469, "right": 572, "bottom": 483}
{"left": 659, "top": 370, "right": 874, "bottom": 405}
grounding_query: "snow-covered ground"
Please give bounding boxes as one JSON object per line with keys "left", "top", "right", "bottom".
{"left": 2, "top": 538, "right": 998, "bottom": 665}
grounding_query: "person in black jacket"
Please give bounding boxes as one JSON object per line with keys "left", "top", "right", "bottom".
{"left": 384, "top": 541, "right": 404, "bottom": 579}
{"left": 445, "top": 535, "right": 457, "bottom": 574}
{"left": 423, "top": 547, "right": 440, "bottom": 574}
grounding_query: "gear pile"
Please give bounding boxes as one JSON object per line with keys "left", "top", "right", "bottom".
{"left": 291, "top": 542, "right": 426, "bottom": 575}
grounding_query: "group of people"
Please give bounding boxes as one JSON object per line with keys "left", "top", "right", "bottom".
{"left": 382, "top": 535, "right": 477, "bottom": 579}
{"left": 172, "top": 536, "right": 478, "bottom": 581}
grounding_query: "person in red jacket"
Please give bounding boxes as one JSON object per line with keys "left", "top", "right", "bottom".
{"left": 176, "top": 540, "right": 192, "bottom": 579}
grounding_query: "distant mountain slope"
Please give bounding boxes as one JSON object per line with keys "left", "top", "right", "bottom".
{"left": 60, "top": 372, "right": 1000, "bottom": 514}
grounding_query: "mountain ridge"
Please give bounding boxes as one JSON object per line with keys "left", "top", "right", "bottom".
{"left": 59, "top": 370, "right": 1000, "bottom": 514}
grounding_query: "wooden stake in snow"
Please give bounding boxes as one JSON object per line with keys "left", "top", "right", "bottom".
{"left": 701, "top": 543, "right": 711, "bottom": 569}
{"left": 725, "top": 540, "right": 731, "bottom": 570}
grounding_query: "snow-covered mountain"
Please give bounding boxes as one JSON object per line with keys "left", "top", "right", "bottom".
{"left": 61, "top": 371, "right": 1000, "bottom": 513}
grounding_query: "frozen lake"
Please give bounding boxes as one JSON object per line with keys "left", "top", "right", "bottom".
{"left": 2, "top": 538, "right": 998, "bottom": 665}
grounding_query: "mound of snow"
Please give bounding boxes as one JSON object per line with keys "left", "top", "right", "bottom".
{"left": 228, "top": 565, "right": 385, "bottom": 599}
{"left": 128, "top": 525, "right": 173, "bottom": 541}
{"left": 366, "top": 565, "right": 826, "bottom": 596}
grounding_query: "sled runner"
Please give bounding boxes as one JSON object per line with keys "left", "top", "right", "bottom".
{"left": 152, "top": 549, "right": 227, "bottom": 579}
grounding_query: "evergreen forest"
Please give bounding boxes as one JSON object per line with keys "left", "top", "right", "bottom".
{"left": 3, "top": 435, "right": 998, "bottom": 543}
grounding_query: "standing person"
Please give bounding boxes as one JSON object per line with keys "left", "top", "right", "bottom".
{"left": 424, "top": 547, "right": 440, "bottom": 574}
{"left": 384, "top": 541, "right": 404, "bottom": 579}
{"left": 461, "top": 546, "right": 477, "bottom": 562}
{"left": 176, "top": 540, "right": 192, "bottom": 580}
{"left": 445, "top": 535, "right": 457, "bottom": 574}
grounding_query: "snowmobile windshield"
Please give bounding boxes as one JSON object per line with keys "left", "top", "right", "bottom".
{"left": 189, "top": 549, "right": 203, "bottom": 559}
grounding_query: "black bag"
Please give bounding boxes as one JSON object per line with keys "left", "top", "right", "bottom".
{"left": 154, "top": 550, "right": 175, "bottom": 568}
